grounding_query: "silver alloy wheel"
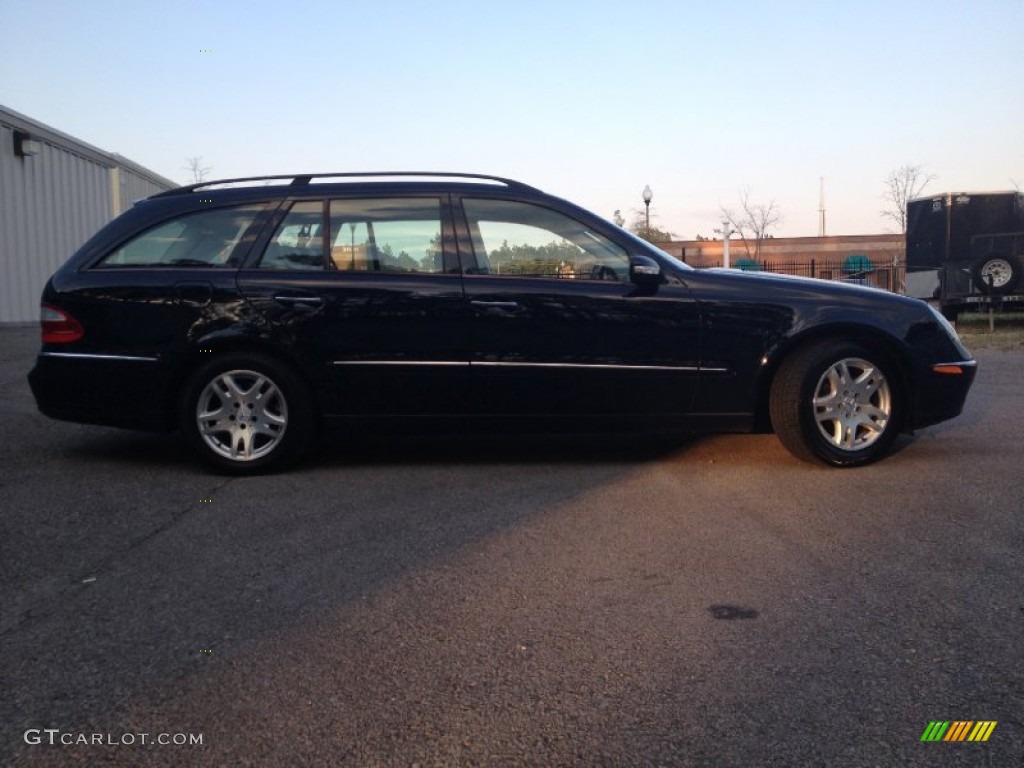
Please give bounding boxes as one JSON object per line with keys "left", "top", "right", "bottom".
{"left": 811, "top": 357, "right": 892, "bottom": 452}
{"left": 978, "top": 258, "right": 1013, "bottom": 288}
{"left": 195, "top": 369, "right": 288, "bottom": 461}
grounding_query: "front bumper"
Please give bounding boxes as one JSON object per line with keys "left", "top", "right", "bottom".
{"left": 911, "top": 359, "right": 977, "bottom": 430}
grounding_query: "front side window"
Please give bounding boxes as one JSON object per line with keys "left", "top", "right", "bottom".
{"left": 462, "top": 198, "right": 628, "bottom": 280}
{"left": 98, "top": 205, "right": 265, "bottom": 268}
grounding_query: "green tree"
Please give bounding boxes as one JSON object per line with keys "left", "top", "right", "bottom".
{"left": 628, "top": 209, "right": 674, "bottom": 243}
{"left": 489, "top": 239, "right": 584, "bottom": 276}
{"left": 395, "top": 250, "right": 418, "bottom": 271}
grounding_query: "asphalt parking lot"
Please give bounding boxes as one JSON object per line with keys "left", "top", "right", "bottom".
{"left": 2, "top": 325, "right": 1022, "bottom": 767}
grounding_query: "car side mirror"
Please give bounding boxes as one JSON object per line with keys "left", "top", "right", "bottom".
{"left": 629, "top": 254, "right": 662, "bottom": 290}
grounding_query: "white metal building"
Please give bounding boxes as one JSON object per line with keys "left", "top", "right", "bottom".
{"left": 1, "top": 105, "right": 177, "bottom": 323}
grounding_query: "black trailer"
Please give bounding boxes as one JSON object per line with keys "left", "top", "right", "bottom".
{"left": 905, "top": 191, "right": 1024, "bottom": 319}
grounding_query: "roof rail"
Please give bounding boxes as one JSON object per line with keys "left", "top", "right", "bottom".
{"left": 152, "top": 172, "right": 541, "bottom": 198}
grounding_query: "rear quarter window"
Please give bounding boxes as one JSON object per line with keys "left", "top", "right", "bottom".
{"left": 96, "top": 205, "right": 266, "bottom": 268}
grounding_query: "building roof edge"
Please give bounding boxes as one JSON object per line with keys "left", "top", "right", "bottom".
{"left": 1, "top": 104, "right": 176, "bottom": 189}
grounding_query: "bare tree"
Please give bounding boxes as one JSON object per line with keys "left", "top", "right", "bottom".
{"left": 881, "top": 164, "right": 936, "bottom": 233}
{"left": 720, "top": 188, "right": 782, "bottom": 261}
{"left": 183, "top": 156, "right": 212, "bottom": 184}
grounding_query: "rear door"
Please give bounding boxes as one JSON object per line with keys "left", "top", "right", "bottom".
{"left": 236, "top": 195, "right": 469, "bottom": 415}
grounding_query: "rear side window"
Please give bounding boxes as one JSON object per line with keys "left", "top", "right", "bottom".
{"left": 256, "top": 198, "right": 446, "bottom": 273}
{"left": 329, "top": 198, "right": 445, "bottom": 273}
{"left": 258, "top": 201, "right": 325, "bottom": 270}
{"left": 97, "top": 205, "right": 266, "bottom": 268}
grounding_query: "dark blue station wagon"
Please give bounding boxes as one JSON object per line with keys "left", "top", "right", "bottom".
{"left": 28, "top": 173, "right": 977, "bottom": 473}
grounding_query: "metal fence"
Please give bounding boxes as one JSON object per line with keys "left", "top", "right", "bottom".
{"left": 684, "top": 257, "right": 905, "bottom": 293}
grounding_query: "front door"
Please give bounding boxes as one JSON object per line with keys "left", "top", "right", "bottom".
{"left": 457, "top": 197, "right": 700, "bottom": 419}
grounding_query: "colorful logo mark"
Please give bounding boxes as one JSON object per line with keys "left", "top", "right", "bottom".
{"left": 920, "top": 721, "right": 997, "bottom": 742}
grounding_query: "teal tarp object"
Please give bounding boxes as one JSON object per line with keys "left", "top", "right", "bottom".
{"left": 843, "top": 254, "right": 872, "bottom": 274}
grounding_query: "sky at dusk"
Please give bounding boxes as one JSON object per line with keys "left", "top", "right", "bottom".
{"left": 2, "top": 0, "right": 1022, "bottom": 239}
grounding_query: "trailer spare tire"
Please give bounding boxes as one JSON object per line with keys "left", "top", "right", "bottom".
{"left": 972, "top": 255, "right": 1020, "bottom": 295}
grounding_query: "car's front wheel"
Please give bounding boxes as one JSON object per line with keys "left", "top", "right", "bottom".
{"left": 180, "top": 353, "right": 313, "bottom": 473}
{"left": 770, "top": 341, "right": 901, "bottom": 467}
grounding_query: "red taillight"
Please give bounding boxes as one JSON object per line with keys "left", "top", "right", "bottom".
{"left": 41, "top": 304, "right": 84, "bottom": 344}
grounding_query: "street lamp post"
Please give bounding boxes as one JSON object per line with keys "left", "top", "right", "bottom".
{"left": 642, "top": 185, "right": 653, "bottom": 239}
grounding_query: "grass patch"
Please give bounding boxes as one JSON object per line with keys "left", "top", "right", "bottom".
{"left": 956, "top": 311, "right": 1024, "bottom": 350}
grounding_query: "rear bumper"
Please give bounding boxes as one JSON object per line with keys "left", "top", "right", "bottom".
{"left": 911, "top": 359, "right": 977, "bottom": 430}
{"left": 28, "top": 352, "right": 174, "bottom": 431}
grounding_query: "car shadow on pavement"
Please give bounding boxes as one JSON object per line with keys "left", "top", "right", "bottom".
{"left": 312, "top": 431, "right": 704, "bottom": 468}
{"left": 52, "top": 428, "right": 193, "bottom": 469}
{"left": 36, "top": 416, "right": 947, "bottom": 474}
{"left": 48, "top": 424, "right": 706, "bottom": 471}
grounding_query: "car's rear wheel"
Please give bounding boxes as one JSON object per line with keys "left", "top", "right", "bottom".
{"left": 770, "top": 341, "right": 901, "bottom": 466}
{"left": 181, "top": 353, "right": 313, "bottom": 473}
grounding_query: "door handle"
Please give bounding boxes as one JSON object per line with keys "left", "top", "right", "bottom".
{"left": 471, "top": 300, "right": 521, "bottom": 310}
{"left": 273, "top": 295, "right": 324, "bottom": 307}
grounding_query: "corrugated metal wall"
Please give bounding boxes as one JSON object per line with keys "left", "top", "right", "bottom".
{"left": 1, "top": 108, "right": 176, "bottom": 323}
{"left": 0, "top": 124, "right": 112, "bottom": 323}
{"left": 119, "top": 164, "right": 169, "bottom": 213}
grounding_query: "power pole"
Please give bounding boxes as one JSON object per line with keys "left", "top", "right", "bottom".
{"left": 714, "top": 222, "right": 739, "bottom": 269}
{"left": 818, "top": 177, "right": 826, "bottom": 237}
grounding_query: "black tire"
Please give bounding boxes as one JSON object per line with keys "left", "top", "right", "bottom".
{"left": 180, "top": 352, "right": 314, "bottom": 474}
{"left": 972, "top": 255, "right": 1020, "bottom": 295}
{"left": 770, "top": 341, "right": 901, "bottom": 467}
